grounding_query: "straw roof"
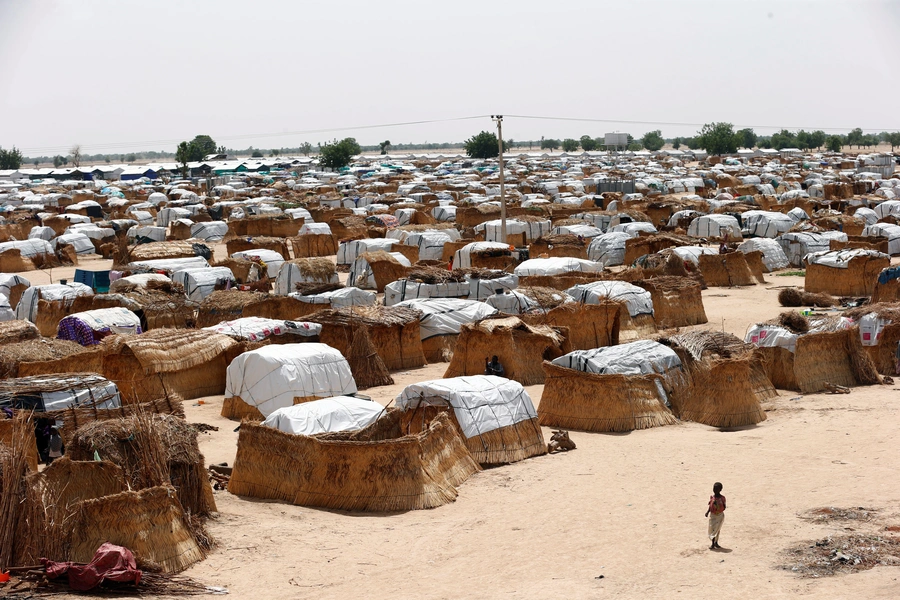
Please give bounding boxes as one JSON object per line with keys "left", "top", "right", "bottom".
{"left": 661, "top": 330, "right": 755, "bottom": 361}
{"left": 287, "top": 257, "right": 337, "bottom": 281}
{"left": 843, "top": 302, "right": 900, "bottom": 322}
{"left": 307, "top": 305, "right": 422, "bottom": 328}
{"left": 101, "top": 329, "right": 238, "bottom": 374}
{"left": 0, "top": 338, "right": 87, "bottom": 379}
{"left": 0, "top": 320, "right": 39, "bottom": 345}
{"left": 228, "top": 411, "right": 480, "bottom": 512}
{"left": 128, "top": 240, "right": 206, "bottom": 262}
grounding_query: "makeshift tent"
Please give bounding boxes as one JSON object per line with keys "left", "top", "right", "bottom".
{"left": 484, "top": 289, "right": 538, "bottom": 314}
{"left": 452, "top": 242, "right": 514, "bottom": 269}
{"left": 57, "top": 307, "right": 142, "bottom": 346}
{"left": 566, "top": 280, "right": 656, "bottom": 340}
{"left": 230, "top": 249, "right": 284, "bottom": 277}
{"left": 443, "top": 316, "right": 568, "bottom": 385}
{"left": 861, "top": 223, "right": 900, "bottom": 255}
{"left": 336, "top": 238, "right": 395, "bottom": 265}
{"left": 273, "top": 258, "right": 340, "bottom": 295}
{"left": 16, "top": 282, "right": 94, "bottom": 330}
{"left": 528, "top": 234, "right": 589, "bottom": 259}
{"left": 395, "top": 375, "right": 546, "bottom": 465}
{"left": 223, "top": 343, "right": 357, "bottom": 419}
{"left": 347, "top": 251, "right": 411, "bottom": 291}
{"left": 777, "top": 231, "right": 848, "bottom": 267}
{"left": 538, "top": 340, "right": 682, "bottom": 432}
{"left": 740, "top": 210, "right": 794, "bottom": 238}
{"left": 0, "top": 273, "right": 30, "bottom": 309}
{"left": 56, "top": 232, "right": 96, "bottom": 255}
{"left": 171, "top": 267, "right": 235, "bottom": 302}
{"left": 127, "top": 256, "right": 210, "bottom": 275}
{"left": 737, "top": 238, "right": 789, "bottom": 272}
{"left": 261, "top": 396, "right": 385, "bottom": 436}
{"left": 586, "top": 232, "right": 630, "bottom": 265}
{"left": 475, "top": 218, "right": 551, "bottom": 242}
{"left": 804, "top": 249, "right": 889, "bottom": 297}
{"left": 635, "top": 277, "right": 707, "bottom": 328}
{"left": 698, "top": 251, "right": 756, "bottom": 287}
{"left": 514, "top": 257, "right": 604, "bottom": 277}
{"left": 0, "top": 373, "right": 121, "bottom": 412}
{"left": 396, "top": 298, "right": 498, "bottom": 362}
{"left": 403, "top": 231, "right": 455, "bottom": 261}
{"left": 384, "top": 277, "right": 471, "bottom": 306}
{"left": 100, "top": 329, "right": 239, "bottom": 402}
{"left": 671, "top": 246, "right": 718, "bottom": 266}
{"left": 189, "top": 221, "right": 228, "bottom": 242}
{"left": 204, "top": 317, "right": 322, "bottom": 343}
{"left": 289, "top": 286, "right": 376, "bottom": 309}
{"left": 687, "top": 214, "right": 742, "bottom": 240}
{"left": 227, "top": 410, "right": 479, "bottom": 511}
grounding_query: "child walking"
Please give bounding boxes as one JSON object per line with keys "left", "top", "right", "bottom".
{"left": 705, "top": 482, "right": 726, "bottom": 550}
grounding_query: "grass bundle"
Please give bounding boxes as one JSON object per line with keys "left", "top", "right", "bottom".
{"left": 778, "top": 287, "right": 838, "bottom": 308}
{"left": 228, "top": 411, "right": 480, "bottom": 512}
{"left": 636, "top": 276, "right": 707, "bottom": 329}
{"left": 293, "top": 281, "right": 344, "bottom": 296}
{"left": 0, "top": 338, "right": 88, "bottom": 379}
{"left": 407, "top": 266, "right": 467, "bottom": 284}
{"left": 777, "top": 311, "right": 810, "bottom": 333}
{"left": 347, "top": 326, "right": 394, "bottom": 389}
{"left": 0, "top": 416, "right": 32, "bottom": 570}
{"left": 0, "top": 320, "right": 40, "bottom": 345}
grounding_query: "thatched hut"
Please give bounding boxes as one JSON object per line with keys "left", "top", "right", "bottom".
{"left": 443, "top": 317, "right": 568, "bottom": 385}
{"left": 223, "top": 343, "right": 357, "bottom": 420}
{"left": 124, "top": 240, "right": 207, "bottom": 264}
{"left": 803, "top": 249, "right": 889, "bottom": 297}
{"left": 228, "top": 411, "right": 480, "bottom": 512}
{"left": 623, "top": 233, "right": 693, "bottom": 265}
{"left": 537, "top": 340, "right": 681, "bottom": 433}
{"left": 698, "top": 252, "right": 756, "bottom": 287}
{"left": 289, "top": 233, "right": 338, "bottom": 258}
{"left": 0, "top": 319, "right": 39, "bottom": 345}
{"left": 566, "top": 280, "right": 657, "bottom": 341}
{"left": 395, "top": 298, "right": 498, "bottom": 363}
{"left": 0, "top": 274, "right": 30, "bottom": 310}
{"left": 635, "top": 277, "right": 707, "bottom": 329}
{"left": 745, "top": 319, "right": 880, "bottom": 393}
{"left": 0, "top": 416, "right": 39, "bottom": 471}
{"left": 520, "top": 300, "right": 620, "bottom": 350}
{"left": 872, "top": 266, "right": 900, "bottom": 303}
{"left": 0, "top": 338, "right": 99, "bottom": 379}
{"left": 661, "top": 331, "right": 772, "bottom": 428}
{"left": 305, "top": 305, "right": 426, "bottom": 371}
{"left": 346, "top": 251, "right": 411, "bottom": 292}
{"left": 67, "top": 486, "right": 205, "bottom": 573}
{"left": 16, "top": 284, "right": 95, "bottom": 337}
{"left": 100, "top": 329, "right": 239, "bottom": 402}
{"left": 453, "top": 242, "right": 515, "bottom": 270}
{"left": 845, "top": 303, "right": 900, "bottom": 375}
{"left": 396, "top": 375, "right": 547, "bottom": 465}
{"left": 91, "top": 279, "right": 195, "bottom": 330}
{"left": 56, "top": 307, "right": 142, "bottom": 346}
{"left": 528, "top": 234, "right": 588, "bottom": 259}
{"left": 67, "top": 413, "right": 217, "bottom": 517}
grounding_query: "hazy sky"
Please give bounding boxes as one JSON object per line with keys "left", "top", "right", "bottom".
{"left": 1, "top": 0, "right": 898, "bottom": 155}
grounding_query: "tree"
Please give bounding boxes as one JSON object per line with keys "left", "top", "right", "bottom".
{"left": 270, "top": 149, "right": 280, "bottom": 157}
{"left": 216, "top": 145, "right": 227, "bottom": 154}
{"left": 697, "top": 122, "right": 737, "bottom": 155}
{"left": 561, "top": 138, "right": 579, "bottom": 152}
{"left": 672, "top": 138, "right": 681, "bottom": 150}
{"left": 379, "top": 140, "right": 391, "bottom": 155}
{"left": 889, "top": 132, "right": 900, "bottom": 152}
{"left": 736, "top": 128, "right": 757, "bottom": 149}
{"left": 847, "top": 128, "right": 864, "bottom": 149}
{"left": 33, "top": 158, "right": 40, "bottom": 167}
{"left": 626, "top": 142, "right": 643, "bottom": 151}
{"left": 251, "top": 150, "right": 263, "bottom": 158}
{"left": 0, "top": 146, "right": 23, "bottom": 169}
{"left": 464, "top": 131, "right": 500, "bottom": 159}
{"left": 809, "top": 130, "right": 827, "bottom": 150}
{"left": 299, "top": 142, "right": 313, "bottom": 156}
{"left": 685, "top": 137, "right": 702, "bottom": 150}
{"left": 70, "top": 144, "right": 82, "bottom": 167}
{"left": 580, "top": 135, "right": 598, "bottom": 151}
{"left": 104, "top": 156, "right": 110, "bottom": 164}
{"left": 125, "top": 153, "right": 136, "bottom": 163}
{"left": 826, "top": 136, "right": 843, "bottom": 153}
{"left": 176, "top": 141, "right": 191, "bottom": 178}
{"left": 60, "top": 155, "right": 68, "bottom": 166}
{"left": 770, "top": 129, "right": 796, "bottom": 150}
{"left": 641, "top": 130, "right": 665, "bottom": 151}
{"left": 53, "top": 155, "right": 63, "bottom": 168}
{"left": 319, "top": 137, "right": 360, "bottom": 170}
{"left": 796, "top": 130, "right": 811, "bottom": 151}
{"left": 540, "top": 138, "right": 560, "bottom": 152}
{"left": 190, "top": 135, "right": 217, "bottom": 159}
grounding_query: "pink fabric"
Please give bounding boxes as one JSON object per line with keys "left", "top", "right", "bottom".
{"left": 43, "top": 543, "right": 142, "bottom": 591}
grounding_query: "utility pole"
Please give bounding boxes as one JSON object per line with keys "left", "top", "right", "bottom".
{"left": 492, "top": 115, "right": 507, "bottom": 244}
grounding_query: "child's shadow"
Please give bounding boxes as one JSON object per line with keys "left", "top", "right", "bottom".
{"left": 712, "top": 546, "right": 733, "bottom": 553}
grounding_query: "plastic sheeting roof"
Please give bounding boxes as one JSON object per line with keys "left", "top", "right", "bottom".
{"left": 395, "top": 375, "right": 537, "bottom": 438}
{"left": 225, "top": 343, "right": 357, "bottom": 417}
{"left": 396, "top": 297, "right": 498, "bottom": 339}
{"left": 566, "top": 280, "right": 653, "bottom": 316}
{"left": 514, "top": 257, "right": 603, "bottom": 276}
{"left": 262, "top": 396, "right": 385, "bottom": 436}
{"left": 551, "top": 339, "right": 682, "bottom": 376}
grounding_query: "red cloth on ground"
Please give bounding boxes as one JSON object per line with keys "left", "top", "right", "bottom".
{"left": 42, "top": 543, "right": 142, "bottom": 591}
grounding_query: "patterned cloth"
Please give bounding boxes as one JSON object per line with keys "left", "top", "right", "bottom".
{"left": 58, "top": 316, "right": 142, "bottom": 346}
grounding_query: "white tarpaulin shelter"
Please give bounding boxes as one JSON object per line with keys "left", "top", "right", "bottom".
{"left": 566, "top": 280, "right": 653, "bottom": 317}
{"left": 205, "top": 317, "right": 322, "bottom": 342}
{"left": 231, "top": 249, "right": 284, "bottom": 277}
{"left": 551, "top": 223, "right": 604, "bottom": 239}
{"left": 16, "top": 282, "right": 93, "bottom": 322}
{"left": 467, "top": 272, "right": 518, "bottom": 301}
{"left": 804, "top": 248, "right": 889, "bottom": 269}
{"left": 225, "top": 343, "right": 357, "bottom": 417}
{"left": 57, "top": 307, "right": 142, "bottom": 345}
{"left": 453, "top": 242, "right": 511, "bottom": 269}
{"left": 336, "top": 238, "right": 395, "bottom": 265}
{"left": 671, "top": 246, "right": 719, "bottom": 266}
{"left": 55, "top": 232, "right": 95, "bottom": 255}
{"left": 741, "top": 210, "right": 794, "bottom": 238}
{"left": 384, "top": 279, "right": 471, "bottom": 306}
{"left": 172, "top": 267, "right": 236, "bottom": 301}
{"left": 190, "top": 221, "right": 229, "bottom": 241}
{"left": 552, "top": 339, "right": 681, "bottom": 376}
{"left": 0, "top": 373, "right": 121, "bottom": 412}
{"left": 0, "top": 274, "right": 29, "bottom": 302}
{"left": 396, "top": 298, "right": 498, "bottom": 339}
{"left": 475, "top": 218, "right": 551, "bottom": 242}
{"left": 404, "top": 231, "right": 455, "bottom": 261}
{"left": 0, "top": 294, "right": 13, "bottom": 321}
{"left": 862, "top": 223, "right": 900, "bottom": 255}
{"left": 777, "top": 231, "right": 848, "bottom": 267}
{"left": 347, "top": 252, "right": 411, "bottom": 289}
{"left": 128, "top": 256, "right": 209, "bottom": 274}
{"left": 0, "top": 239, "right": 54, "bottom": 258}
{"left": 274, "top": 261, "right": 340, "bottom": 295}
{"left": 687, "top": 214, "right": 742, "bottom": 239}
{"left": 607, "top": 222, "right": 658, "bottom": 237}
{"left": 262, "top": 396, "right": 385, "bottom": 436}
{"left": 744, "top": 324, "right": 798, "bottom": 353}
{"left": 395, "top": 375, "right": 537, "bottom": 439}
{"left": 587, "top": 232, "right": 630, "bottom": 265}
{"left": 289, "top": 286, "right": 376, "bottom": 308}
{"left": 514, "top": 257, "right": 603, "bottom": 276}
{"left": 484, "top": 290, "right": 538, "bottom": 314}
{"left": 737, "top": 238, "right": 790, "bottom": 271}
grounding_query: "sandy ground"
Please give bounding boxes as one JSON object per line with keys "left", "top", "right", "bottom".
{"left": 21, "top": 255, "right": 900, "bottom": 599}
